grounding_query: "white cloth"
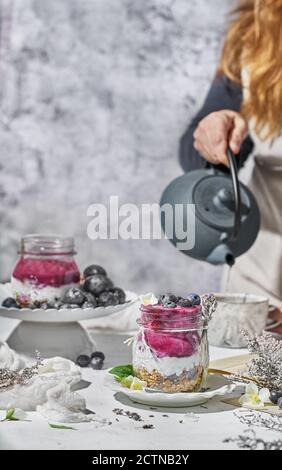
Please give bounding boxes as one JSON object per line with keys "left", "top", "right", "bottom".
{"left": 0, "top": 344, "right": 95, "bottom": 423}
{"left": 0, "top": 341, "right": 24, "bottom": 371}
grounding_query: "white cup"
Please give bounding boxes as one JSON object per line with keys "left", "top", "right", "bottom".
{"left": 208, "top": 293, "right": 269, "bottom": 348}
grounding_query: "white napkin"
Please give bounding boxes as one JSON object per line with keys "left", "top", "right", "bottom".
{"left": 0, "top": 344, "right": 94, "bottom": 423}
{"left": 0, "top": 341, "right": 25, "bottom": 371}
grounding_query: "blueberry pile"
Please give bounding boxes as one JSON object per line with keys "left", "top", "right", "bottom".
{"left": 157, "top": 293, "right": 201, "bottom": 308}
{"left": 270, "top": 390, "right": 282, "bottom": 409}
{"left": 67, "top": 264, "right": 126, "bottom": 309}
{"left": 1, "top": 264, "right": 126, "bottom": 310}
{"left": 76, "top": 351, "right": 105, "bottom": 369}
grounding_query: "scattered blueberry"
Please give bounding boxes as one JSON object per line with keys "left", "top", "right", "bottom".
{"left": 185, "top": 293, "right": 201, "bottom": 306}
{"left": 2, "top": 297, "right": 18, "bottom": 308}
{"left": 83, "top": 265, "right": 107, "bottom": 278}
{"left": 111, "top": 287, "right": 126, "bottom": 304}
{"left": 278, "top": 397, "right": 282, "bottom": 410}
{"left": 98, "top": 291, "right": 119, "bottom": 307}
{"left": 177, "top": 298, "right": 193, "bottom": 307}
{"left": 84, "top": 275, "right": 113, "bottom": 295}
{"left": 76, "top": 354, "right": 90, "bottom": 368}
{"left": 90, "top": 356, "right": 104, "bottom": 370}
{"left": 269, "top": 390, "right": 282, "bottom": 405}
{"left": 64, "top": 287, "right": 86, "bottom": 305}
{"left": 91, "top": 351, "right": 105, "bottom": 361}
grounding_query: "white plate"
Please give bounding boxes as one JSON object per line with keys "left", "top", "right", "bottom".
{"left": 106, "top": 373, "right": 235, "bottom": 408}
{"left": 0, "top": 283, "right": 138, "bottom": 323}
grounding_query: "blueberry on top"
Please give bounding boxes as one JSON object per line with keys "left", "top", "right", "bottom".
{"left": 83, "top": 265, "right": 107, "bottom": 278}
{"left": 158, "top": 293, "right": 179, "bottom": 305}
{"left": 177, "top": 298, "right": 193, "bottom": 307}
{"left": 185, "top": 293, "right": 201, "bottom": 306}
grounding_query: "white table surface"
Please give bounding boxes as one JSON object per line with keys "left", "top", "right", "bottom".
{"left": 0, "top": 317, "right": 280, "bottom": 450}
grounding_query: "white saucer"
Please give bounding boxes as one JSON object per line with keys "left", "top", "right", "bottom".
{"left": 0, "top": 283, "right": 138, "bottom": 323}
{"left": 106, "top": 373, "right": 235, "bottom": 408}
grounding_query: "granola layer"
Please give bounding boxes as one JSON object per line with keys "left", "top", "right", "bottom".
{"left": 135, "top": 365, "right": 204, "bottom": 393}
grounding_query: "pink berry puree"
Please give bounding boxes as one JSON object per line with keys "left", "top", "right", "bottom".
{"left": 11, "top": 257, "right": 80, "bottom": 305}
{"left": 12, "top": 258, "right": 80, "bottom": 287}
{"left": 139, "top": 304, "right": 202, "bottom": 358}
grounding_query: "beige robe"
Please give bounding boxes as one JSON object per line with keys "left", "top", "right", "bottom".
{"left": 222, "top": 125, "right": 282, "bottom": 305}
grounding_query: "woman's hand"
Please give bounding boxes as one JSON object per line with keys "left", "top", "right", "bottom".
{"left": 193, "top": 110, "right": 248, "bottom": 166}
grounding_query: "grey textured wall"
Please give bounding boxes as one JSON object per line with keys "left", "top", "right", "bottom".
{"left": 0, "top": 0, "right": 232, "bottom": 295}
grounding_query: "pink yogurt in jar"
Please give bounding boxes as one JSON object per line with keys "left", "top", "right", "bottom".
{"left": 133, "top": 302, "right": 209, "bottom": 392}
{"left": 11, "top": 235, "right": 80, "bottom": 306}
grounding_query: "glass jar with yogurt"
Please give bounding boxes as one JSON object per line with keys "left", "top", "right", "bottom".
{"left": 133, "top": 302, "right": 209, "bottom": 392}
{"left": 11, "top": 235, "right": 80, "bottom": 306}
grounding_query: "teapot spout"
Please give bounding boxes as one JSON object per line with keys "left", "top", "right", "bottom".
{"left": 207, "top": 244, "right": 235, "bottom": 266}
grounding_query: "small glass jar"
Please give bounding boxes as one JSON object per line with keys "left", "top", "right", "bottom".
{"left": 133, "top": 303, "right": 209, "bottom": 392}
{"left": 11, "top": 235, "right": 80, "bottom": 306}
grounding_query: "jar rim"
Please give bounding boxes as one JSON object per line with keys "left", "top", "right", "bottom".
{"left": 140, "top": 303, "right": 201, "bottom": 315}
{"left": 19, "top": 234, "right": 76, "bottom": 255}
{"left": 138, "top": 303, "right": 204, "bottom": 330}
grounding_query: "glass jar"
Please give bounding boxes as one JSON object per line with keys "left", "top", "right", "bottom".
{"left": 133, "top": 303, "right": 209, "bottom": 392}
{"left": 11, "top": 235, "right": 80, "bottom": 306}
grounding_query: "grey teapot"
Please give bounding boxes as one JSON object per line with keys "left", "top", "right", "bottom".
{"left": 160, "top": 148, "right": 260, "bottom": 266}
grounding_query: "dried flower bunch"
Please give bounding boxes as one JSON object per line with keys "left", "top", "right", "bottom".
{"left": 240, "top": 331, "right": 282, "bottom": 391}
{"left": 0, "top": 352, "right": 41, "bottom": 391}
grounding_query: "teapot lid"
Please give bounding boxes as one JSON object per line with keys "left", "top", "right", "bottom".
{"left": 193, "top": 174, "right": 250, "bottom": 230}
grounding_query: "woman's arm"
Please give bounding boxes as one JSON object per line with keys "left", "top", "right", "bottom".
{"left": 179, "top": 73, "right": 254, "bottom": 172}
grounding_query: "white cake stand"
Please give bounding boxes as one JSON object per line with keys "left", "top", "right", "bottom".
{"left": 0, "top": 283, "right": 138, "bottom": 361}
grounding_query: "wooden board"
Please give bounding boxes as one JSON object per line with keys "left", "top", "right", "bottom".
{"left": 209, "top": 354, "right": 250, "bottom": 374}
{"left": 209, "top": 355, "right": 282, "bottom": 417}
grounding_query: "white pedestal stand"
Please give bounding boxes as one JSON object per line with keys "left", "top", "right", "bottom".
{"left": 6, "top": 321, "right": 95, "bottom": 361}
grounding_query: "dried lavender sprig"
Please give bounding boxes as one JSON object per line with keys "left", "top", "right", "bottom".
{"left": 224, "top": 429, "right": 282, "bottom": 450}
{"left": 0, "top": 351, "right": 42, "bottom": 392}
{"left": 234, "top": 409, "right": 282, "bottom": 433}
{"left": 201, "top": 294, "right": 217, "bottom": 325}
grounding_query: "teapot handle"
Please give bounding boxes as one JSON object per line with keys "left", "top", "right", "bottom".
{"left": 227, "top": 147, "right": 241, "bottom": 240}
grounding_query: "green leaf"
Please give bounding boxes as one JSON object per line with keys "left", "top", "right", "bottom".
{"left": 6, "top": 408, "right": 16, "bottom": 420}
{"left": 1, "top": 408, "right": 20, "bottom": 422}
{"left": 108, "top": 364, "right": 134, "bottom": 379}
{"left": 49, "top": 423, "right": 76, "bottom": 430}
